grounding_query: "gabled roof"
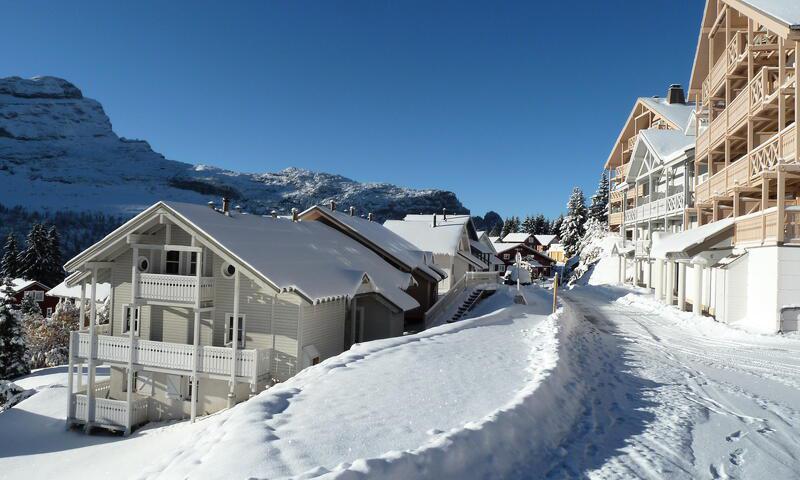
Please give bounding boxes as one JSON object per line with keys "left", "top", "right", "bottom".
{"left": 9, "top": 278, "right": 50, "bottom": 292}
{"left": 47, "top": 280, "right": 110, "bottom": 301}
{"left": 65, "top": 201, "right": 419, "bottom": 312}
{"left": 501, "top": 232, "right": 534, "bottom": 243}
{"left": 628, "top": 129, "right": 696, "bottom": 181}
{"left": 401, "top": 213, "right": 479, "bottom": 240}
{"left": 492, "top": 242, "right": 556, "bottom": 265}
{"left": 650, "top": 218, "right": 735, "bottom": 260}
{"left": 491, "top": 241, "right": 531, "bottom": 254}
{"left": 734, "top": 0, "right": 800, "bottom": 29}
{"left": 299, "top": 206, "right": 446, "bottom": 282}
{"left": 605, "top": 97, "right": 695, "bottom": 170}
{"left": 383, "top": 219, "right": 465, "bottom": 256}
{"left": 534, "top": 234, "right": 557, "bottom": 246}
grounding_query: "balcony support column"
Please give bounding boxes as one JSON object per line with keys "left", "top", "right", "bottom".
{"left": 677, "top": 262, "right": 687, "bottom": 311}
{"left": 126, "top": 245, "right": 138, "bottom": 435}
{"left": 85, "top": 266, "right": 98, "bottom": 434}
{"left": 191, "top": 242, "right": 203, "bottom": 423}
{"left": 665, "top": 260, "right": 675, "bottom": 306}
{"left": 654, "top": 259, "right": 663, "bottom": 301}
{"left": 778, "top": 168, "right": 786, "bottom": 243}
{"left": 66, "top": 332, "right": 75, "bottom": 428}
{"left": 228, "top": 269, "right": 241, "bottom": 409}
{"left": 692, "top": 261, "right": 704, "bottom": 316}
{"left": 645, "top": 259, "right": 652, "bottom": 290}
{"left": 77, "top": 280, "right": 86, "bottom": 393}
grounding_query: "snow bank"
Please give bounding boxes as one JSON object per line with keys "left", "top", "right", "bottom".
{"left": 568, "top": 225, "right": 622, "bottom": 287}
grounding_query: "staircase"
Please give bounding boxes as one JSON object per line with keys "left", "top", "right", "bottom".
{"left": 448, "top": 288, "right": 494, "bottom": 323}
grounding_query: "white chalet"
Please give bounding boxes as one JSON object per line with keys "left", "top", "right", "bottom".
{"left": 384, "top": 212, "right": 488, "bottom": 292}
{"left": 63, "top": 200, "right": 425, "bottom": 434}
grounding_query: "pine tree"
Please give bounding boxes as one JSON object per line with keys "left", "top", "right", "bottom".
{"left": 589, "top": 172, "right": 610, "bottom": 224}
{"left": 1, "top": 233, "right": 20, "bottom": 280}
{"left": 18, "top": 224, "right": 51, "bottom": 284}
{"left": 44, "top": 226, "right": 64, "bottom": 286}
{"left": 533, "top": 214, "right": 547, "bottom": 235}
{"left": 560, "top": 187, "right": 588, "bottom": 257}
{"left": 20, "top": 294, "right": 41, "bottom": 316}
{"left": 0, "top": 279, "right": 30, "bottom": 379}
{"left": 551, "top": 214, "right": 564, "bottom": 236}
{"left": 521, "top": 216, "right": 536, "bottom": 235}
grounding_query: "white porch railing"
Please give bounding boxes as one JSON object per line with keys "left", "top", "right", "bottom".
{"left": 72, "top": 332, "right": 270, "bottom": 383}
{"left": 625, "top": 192, "right": 687, "bottom": 224}
{"left": 137, "top": 273, "right": 214, "bottom": 304}
{"left": 425, "top": 272, "right": 500, "bottom": 327}
{"left": 72, "top": 393, "right": 149, "bottom": 429}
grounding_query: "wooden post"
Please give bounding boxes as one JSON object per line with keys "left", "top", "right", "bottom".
{"left": 552, "top": 273, "right": 558, "bottom": 314}
{"left": 65, "top": 332, "right": 75, "bottom": 429}
{"left": 763, "top": 179, "right": 770, "bottom": 242}
{"left": 85, "top": 266, "right": 97, "bottom": 433}
{"left": 126, "top": 246, "right": 138, "bottom": 435}
{"left": 778, "top": 168, "right": 786, "bottom": 243}
{"left": 191, "top": 243, "right": 203, "bottom": 422}
{"left": 228, "top": 269, "right": 240, "bottom": 408}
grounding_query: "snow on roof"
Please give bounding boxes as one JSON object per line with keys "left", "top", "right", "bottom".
{"left": 488, "top": 236, "right": 500, "bottom": 243}
{"left": 164, "top": 202, "right": 419, "bottom": 311}
{"left": 501, "top": 232, "right": 533, "bottom": 243}
{"left": 302, "top": 206, "right": 446, "bottom": 281}
{"left": 459, "top": 250, "right": 489, "bottom": 269}
{"left": 10, "top": 278, "right": 37, "bottom": 292}
{"left": 638, "top": 129, "right": 695, "bottom": 163}
{"left": 534, "top": 234, "right": 557, "bottom": 246}
{"left": 650, "top": 219, "right": 735, "bottom": 260}
{"left": 738, "top": 0, "right": 800, "bottom": 27}
{"left": 639, "top": 97, "right": 695, "bottom": 131}
{"left": 470, "top": 239, "right": 494, "bottom": 255}
{"left": 402, "top": 214, "right": 471, "bottom": 225}
{"left": 47, "top": 280, "right": 110, "bottom": 301}
{"left": 491, "top": 241, "right": 529, "bottom": 254}
{"left": 383, "top": 219, "right": 464, "bottom": 256}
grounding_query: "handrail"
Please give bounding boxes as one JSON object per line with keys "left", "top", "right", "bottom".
{"left": 425, "top": 272, "right": 500, "bottom": 327}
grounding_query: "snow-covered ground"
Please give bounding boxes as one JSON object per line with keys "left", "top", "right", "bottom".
{"left": 2, "top": 283, "right": 799, "bottom": 479}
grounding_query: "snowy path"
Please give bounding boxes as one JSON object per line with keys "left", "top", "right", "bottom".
{"left": 140, "top": 287, "right": 559, "bottom": 479}
{"left": 553, "top": 285, "right": 800, "bottom": 479}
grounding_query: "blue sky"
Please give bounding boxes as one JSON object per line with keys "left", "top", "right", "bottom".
{"left": 3, "top": 0, "right": 704, "bottom": 219}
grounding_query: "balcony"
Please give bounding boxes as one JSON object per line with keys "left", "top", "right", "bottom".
{"left": 622, "top": 192, "right": 687, "bottom": 224}
{"left": 696, "top": 124, "right": 797, "bottom": 203}
{"left": 69, "top": 379, "right": 149, "bottom": 431}
{"left": 609, "top": 211, "right": 623, "bottom": 226}
{"left": 71, "top": 332, "right": 271, "bottom": 383}
{"left": 137, "top": 273, "right": 214, "bottom": 305}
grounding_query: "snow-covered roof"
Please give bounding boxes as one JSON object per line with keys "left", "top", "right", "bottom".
{"left": 299, "top": 206, "right": 446, "bottom": 281}
{"left": 402, "top": 214, "right": 471, "bottom": 225}
{"left": 488, "top": 236, "right": 500, "bottom": 243}
{"left": 383, "top": 219, "right": 464, "bottom": 256}
{"left": 491, "top": 241, "right": 531, "bottom": 254}
{"left": 638, "top": 97, "right": 695, "bottom": 131}
{"left": 459, "top": 250, "right": 489, "bottom": 269}
{"left": 534, "top": 234, "right": 557, "bottom": 246}
{"left": 470, "top": 239, "right": 494, "bottom": 255}
{"left": 738, "top": 0, "right": 800, "bottom": 27}
{"left": 47, "top": 280, "right": 110, "bottom": 301}
{"left": 638, "top": 129, "right": 695, "bottom": 163}
{"left": 501, "top": 232, "right": 532, "bottom": 243}
{"left": 650, "top": 219, "right": 735, "bottom": 260}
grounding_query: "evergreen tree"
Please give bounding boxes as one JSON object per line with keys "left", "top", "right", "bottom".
{"left": 551, "top": 214, "right": 564, "bottom": 236}
{"left": 0, "top": 279, "right": 30, "bottom": 379}
{"left": 20, "top": 294, "right": 41, "bottom": 316}
{"left": 533, "top": 214, "right": 548, "bottom": 234}
{"left": 521, "top": 216, "right": 536, "bottom": 235}
{"left": 1, "top": 233, "right": 20, "bottom": 280}
{"left": 44, "top": 226, "right": 64, "bottom": 286}
{"left": 589, "top": 172, "right": 610, "bottom": 224}
{"left": 17, "top": 224, "right": 50, "bottom": 284}
{"left": 560, "top": 187, "right": 588, "bottom": 257}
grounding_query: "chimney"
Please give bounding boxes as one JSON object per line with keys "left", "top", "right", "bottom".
{"left": 367, "top": 212, "right": 373, "bottom": 222}
{"left": 432, "top": 213, "right": 437, "bottom": 227}
{"left": 291, "top": 208, "right": 299, "bottom": 222}
{"left": 271, "top": 210, "right": 277, "bottom": 219}
{"left": 207, "top": 201, "right": 215, "bottom": 210}
{"left": 442, "top": 207, "right": 447, "bottom": 221}
{"left": 222, "top": 197, "right": 230, "bottom": 215}
{"left": 349, "top": 206, "right": 355, "bottom": 216}
{"left": 667, "top": 84, "right": 685, "bottom": 105}
{"left": 329, "top": 200, "right": 336, "bottom": 211}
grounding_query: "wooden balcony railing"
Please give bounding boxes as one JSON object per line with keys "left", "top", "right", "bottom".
{"left": 138, "top": 273, "right": 214, "bottom": 304}
{"left": 609, "top": 212, "right": 623, "bottom": 226}
{"left": 72, "top": 332, "right": 271, "bottom": 383}
{"left": 734, "top": 206, "right": 800, "bottom": 247}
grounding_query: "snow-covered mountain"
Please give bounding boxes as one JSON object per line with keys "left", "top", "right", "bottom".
{"left": 0, "top": 76, "right": 467, "bottom": 220}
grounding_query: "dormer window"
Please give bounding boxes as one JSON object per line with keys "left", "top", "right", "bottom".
{"left": 166, "top": 251, "right": 180, "bottom": 274}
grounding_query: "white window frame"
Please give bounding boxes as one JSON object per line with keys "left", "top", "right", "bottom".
{"left": 503, "top": 253, "right": 510, "bottom": 260}
{"left": 122, "top": 304, "right": 141, "bottom": 336}
{"left": 221, "top": 262, "right": 236, "bottom": 278}
{"left": 25, "top": 290, "right": 45, "bottom": 302}
{"left": 137, "top": 255, "right": 150, "bottom": 273}
{"left": 225, "top": 313, "right": 246, "bottom": 348}
{"left": 46, "top": 307, "right": 53, "bottom": 316}
{"left": 165, "top": 250, "right": 181, "bottom": 275}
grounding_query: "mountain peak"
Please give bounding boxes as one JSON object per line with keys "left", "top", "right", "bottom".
{"left": 0, "top": 76, "right": 83, "bottom": 99}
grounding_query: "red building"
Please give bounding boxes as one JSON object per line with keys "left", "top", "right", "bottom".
{"left": 4, "top": 279, "right": 59, "bottom": 316}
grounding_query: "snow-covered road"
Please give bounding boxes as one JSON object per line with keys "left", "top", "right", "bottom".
{"left": 554, "top": 285, "right": 800, "bottom": 479}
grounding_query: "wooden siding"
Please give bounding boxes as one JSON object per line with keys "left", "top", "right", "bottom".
{"left": 300, "top": 298, "right": 347, "bottom": 363}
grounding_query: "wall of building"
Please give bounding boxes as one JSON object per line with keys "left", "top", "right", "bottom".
{"left": 299, "top": 298, "right": 347, "bottom": 368}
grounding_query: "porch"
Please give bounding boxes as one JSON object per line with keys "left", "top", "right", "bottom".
{"left": 68, "top": 379, "right": 149, "bottom": 432}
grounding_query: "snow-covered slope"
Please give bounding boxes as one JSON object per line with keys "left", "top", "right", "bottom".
{"left": 0, "top": 76, "right": 467, "bottom": 219}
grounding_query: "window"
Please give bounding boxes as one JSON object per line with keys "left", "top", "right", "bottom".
{"left": 499, "top": 265, "right": 506, "bottom": 272}
{"left": 503, "top": 253, "right": 510, "bottom": 260}
{"left": 25, "top": 290, "right": 45, "bottom": 302}
{"left": 225, "top": 314, "right": 246, "bottom": 348}
{"left": 123, "top": 305, "right": 141, "bottom": 335}
{"left": 46, "top": 307, "right": 53, "bottom": 317}
{"left": 165, "top": 251, "right": 180, "bottom": 274}
{"left": 137, "top": 256, "right": 150, "bottom": 273}
{"left": 222, "top": 262, "right": 236, "bottom": 278}
{"left": 189, "top": 252, "right": 197, "bottom": 275}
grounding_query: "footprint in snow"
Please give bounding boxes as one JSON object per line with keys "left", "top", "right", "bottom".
{"left": 729, "top": 448, "right": 745, "bottom": 466}
{"left": 725, "top": 430, "right": 745, "bottom": 442}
